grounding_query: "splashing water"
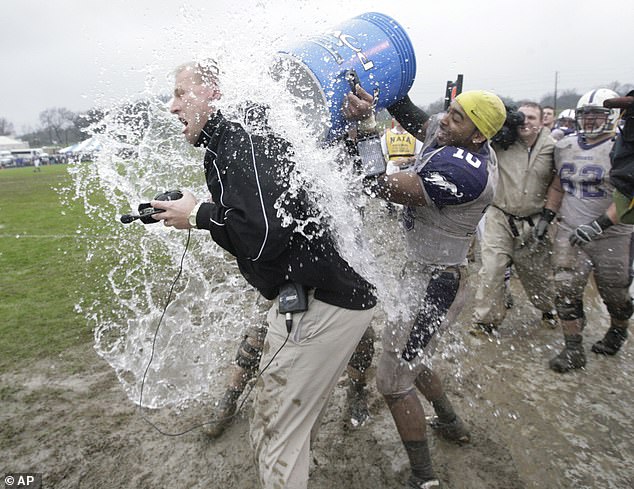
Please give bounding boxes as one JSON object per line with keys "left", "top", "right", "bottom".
{"left": 68, "top": 2, "right": 410, "bottom": 409}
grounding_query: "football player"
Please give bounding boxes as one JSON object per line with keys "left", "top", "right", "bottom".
{"left": 345, "top": 88, "right": 506, "bottom": 488}
{"left": 551, "top": 108, "right": 577, "bottom": 141}
{"left": 538, "top": 88, "right": 632, "bottom": 373}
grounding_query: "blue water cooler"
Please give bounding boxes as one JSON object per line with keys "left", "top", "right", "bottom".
{"left": 277, "top": 12, "right": 417, "bottom": 140}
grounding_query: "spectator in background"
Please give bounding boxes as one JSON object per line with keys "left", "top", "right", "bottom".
{"left": 472, "top": 102, "right": 558, "bottom": 336}
{"left": 543, "top": 105, "right": 556, "bottom": 130}
{"left": 381, "top": 118, "right": 423, "bottom": 174}
{"left": 551, "top": 109, "right": 576, "bottom": 141}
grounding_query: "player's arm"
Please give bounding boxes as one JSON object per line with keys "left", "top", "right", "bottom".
{"left": 387, "top": 95, "right": 429, "bottom": 142}
{"left": 543, "top": 174, "right": 565, "bottom": 214}
{"left": 533, "top": 174, "right": 566, "bottom": 240}
{"left": 374, "top": 146, "right": 485, "bottom": 207}
{"left": 569, "top": 204, "right": 617, "bottom": 246}
{"left": 375, "top": 171, "right": 427, "bottom": 206}
{"left": 605, "top": 202, "right": 619, "bottom": 224}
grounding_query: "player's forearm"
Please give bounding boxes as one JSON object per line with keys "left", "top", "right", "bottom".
{"left": 375, "top": 171, "right": 427, "bottom": 206}
{"left": 387, "top": 96, "right": 429, "bottom": 142}
{"left": 543, "top": 175, "right": 565, "bottom": 213}
{"left": 604, "top": 202, "right": 618, "bottom": 225}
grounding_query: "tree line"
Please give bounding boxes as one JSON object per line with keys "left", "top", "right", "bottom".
{"left": 1, "top": 81, "right": 632, "bottom": 149}
{"left": 423, "top": 81, "right": 634, "bottom": 116}
{"left": 0, "top": 108, "right": 105, "bottom": 148}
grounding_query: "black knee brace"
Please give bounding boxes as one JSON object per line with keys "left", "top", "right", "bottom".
{"left": 606, "top": 297, "right": 634, "bottom": 321}
{"left": 235, "top": 326, "right": 266, "bottom": 372}
{"left": 555, "top": 296, "right": 584, "bottom": 321}
{"left": 348, "top": 326, "right": 376, "bottom": 373}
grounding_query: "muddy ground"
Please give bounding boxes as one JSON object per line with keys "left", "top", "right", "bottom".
{"left": 1, "top": 259, "right": 633, "bottom": 489}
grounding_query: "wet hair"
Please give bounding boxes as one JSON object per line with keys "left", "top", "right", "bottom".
{"left": 174, "top": 59, "right": 220, "bottom": 87}
{"left": 518, "top": 101, "right": 543, "bottom": 119}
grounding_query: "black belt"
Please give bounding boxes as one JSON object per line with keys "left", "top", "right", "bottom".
{"left": 492, "top": 205, "right": 535, "bottom": 237}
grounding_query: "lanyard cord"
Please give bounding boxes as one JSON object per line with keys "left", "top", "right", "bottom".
{"left": 137, "top": 230, "right": 289, "bottom": 437}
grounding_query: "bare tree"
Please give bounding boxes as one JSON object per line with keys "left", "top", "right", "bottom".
{"left": 0, "top": 117, "right": 14, "bottom": 136}
{"left": 607, "top": 81, "right": 634, "bottom": 95}
{"left": 39, "top": 107, "right": 76, "bottom": 144}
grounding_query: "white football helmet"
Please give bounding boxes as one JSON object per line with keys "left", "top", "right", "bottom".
{"left": 558, "top": 109, "right": 576, "bottom": 121}
{"left": 575, "top": 88, "right": 620, "bottom": 137}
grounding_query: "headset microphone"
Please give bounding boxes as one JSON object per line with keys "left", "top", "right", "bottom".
{"left": 120, "top": 214, "right": 137, "bottom": 224}
{"left": 120, "top": 208, "right": 165, "bottom": 224}
{"left": 119, "top": 190, "right": 183, "bottom": 225}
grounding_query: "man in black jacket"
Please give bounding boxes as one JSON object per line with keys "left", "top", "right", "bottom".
{"left": 608, "top": 90, "right": 634, "bottom": 223}
{"left": 152, "top": 60, "right": 376, "bottom": 489}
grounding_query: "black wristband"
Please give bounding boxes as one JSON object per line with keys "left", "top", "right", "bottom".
{"left": 595, "top": 213, "right": 614, "bottom": 231}
{"left": 541, "top": 208, "right": 556, "bottom": 223}
{"left": 387, "top": 95, "right": 429, "bottom": 137}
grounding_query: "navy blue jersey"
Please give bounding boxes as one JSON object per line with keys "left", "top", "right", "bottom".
{"left": 417, "top": 145, "right": 491, "bottom": 208}
{"left": 403, "top": 141, "right": 498, "bottom": 265}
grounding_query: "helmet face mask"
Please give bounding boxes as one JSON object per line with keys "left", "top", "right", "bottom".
{"left": 575, "top": 107, "right": 612, "bottom": 137}
{"left": 576, "top": 88, "right": 620, "bottom": 139}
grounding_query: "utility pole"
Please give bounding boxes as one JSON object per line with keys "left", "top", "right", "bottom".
{"left": 444, "top": 74, "right": 463, "bottom": 110}
{"left": 553, "top": 71, "right": 559, "bottom": 114}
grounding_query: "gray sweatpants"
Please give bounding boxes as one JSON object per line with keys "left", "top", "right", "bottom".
{"left": 553, "top": 229, "right": 633, "bottom": 318}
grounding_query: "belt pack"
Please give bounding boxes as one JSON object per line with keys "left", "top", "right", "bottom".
{"left": 279, "top": 282, "right": 308, "bottom": 333}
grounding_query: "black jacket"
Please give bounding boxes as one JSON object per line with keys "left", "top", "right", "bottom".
{"left": 193, "top": 111, "right": 376, "bottom": 310}
{"left": 610, "top": 90, "right": 634, "bottom": 198}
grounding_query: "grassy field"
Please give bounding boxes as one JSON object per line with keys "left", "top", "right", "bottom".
{"left": 0, "top": 164, "right": 111, "bottom": 371}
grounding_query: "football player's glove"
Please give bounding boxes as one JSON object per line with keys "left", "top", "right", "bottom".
{"left": 569, "top": 213, "right": 614, "bottom": 246}
{"left": 533, "top": 208, "right": 556, "bottom": 241}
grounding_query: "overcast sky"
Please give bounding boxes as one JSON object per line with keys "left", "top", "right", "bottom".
{"left": 1, "top": 0, "right": 633, "bottom": 134}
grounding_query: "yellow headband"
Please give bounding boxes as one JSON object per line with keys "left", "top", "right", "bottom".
{"left": 455, "top": 90, "right": 506, "bottom": 140}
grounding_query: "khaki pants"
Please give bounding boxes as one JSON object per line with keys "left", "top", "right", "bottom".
{"left": 473, "top": 206, "right": 556, "bottom": 326}
{"left": 250, "top": 293, "right": 374, "bottom": 489}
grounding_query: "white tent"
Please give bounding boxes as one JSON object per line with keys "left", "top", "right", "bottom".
{"left": 0, "top": 135, "right": 28, "bottom": 151}
{"left": 59, "top": 137, "right": 102, "bottom": 154}
{"left": 59, "top": 143, "right": 79, "bottom": 154}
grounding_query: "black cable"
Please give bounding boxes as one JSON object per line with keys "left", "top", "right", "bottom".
{"left": 137, "top": 229, "right": 290, "bottom": 437}
{"left": 137, "top": 229, "right": 191, "bottom": 435}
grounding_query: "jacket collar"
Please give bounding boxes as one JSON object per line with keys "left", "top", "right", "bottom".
{"left": 194, "top": 111, "right": 225, "bottom": 148}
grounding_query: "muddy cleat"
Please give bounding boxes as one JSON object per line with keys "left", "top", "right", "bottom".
{"left": 469, "top": 322, "right": 498, "bottom": 337}
{"left": 592, "top": 327, "right": 628, "bottom": 355}
{"left": 549, "top": 346, "right": 586, "bottom": 373}
{"left": 429, "top": 415, "right": 470, "bottom": 444}
{"left": 541, "top": 311, "right": 558, "bottom": 329}
{"left": 407, "top": 476, "right": 441, "bottom": 488}
{"left": 346, "top": 381, "right": 370, "bottom": 428}
{"left": 203, "top": 388, "right": 240, "bottom": 439}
